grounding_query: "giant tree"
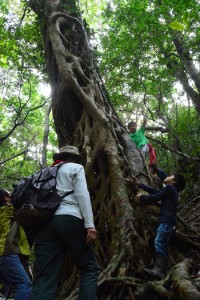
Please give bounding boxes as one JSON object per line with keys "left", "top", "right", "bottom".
{"left": 25, "top": 0, "right": 200, "bottom": 299}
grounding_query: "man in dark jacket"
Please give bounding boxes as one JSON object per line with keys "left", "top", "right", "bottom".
{"left": 131, "top": 174, "right": 186, "bottom": 279}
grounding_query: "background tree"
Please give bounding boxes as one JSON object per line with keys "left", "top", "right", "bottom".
{"left": 0, "top": 0, "right": 57, "bottom": 187}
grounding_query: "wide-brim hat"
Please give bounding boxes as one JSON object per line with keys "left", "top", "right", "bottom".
{"left": 53, "top": 145, "right": 83, "bottom": 162}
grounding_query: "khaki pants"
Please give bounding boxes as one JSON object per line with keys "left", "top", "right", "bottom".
{"left": 141, "top": 144, "right": 149, "bottom": 156}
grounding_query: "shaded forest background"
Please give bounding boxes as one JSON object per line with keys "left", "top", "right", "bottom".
{"left": 0, "top": 0, "right": 200, "bottom": 299}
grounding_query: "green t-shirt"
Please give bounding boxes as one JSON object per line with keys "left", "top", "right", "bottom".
{"left": 129, "top": 125, "right": 148, "bottom": 149}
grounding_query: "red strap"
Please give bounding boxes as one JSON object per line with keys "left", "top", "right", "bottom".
{"left": 148, "top": 144, "right": 157, "bottom": 166}
{"left": 52, "top": 160, "right": 65, "bottom": 166}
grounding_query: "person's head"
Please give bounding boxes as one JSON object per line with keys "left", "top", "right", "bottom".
{"left": 128, "top": 121, "right": 137, "bottom": 133}
{"left": 0, "top": 189, "right": 11, "bottom": 207}
{"left": 164, "top": 174, "right": 186, "bottom": 192}
{"left": 53, "top": 145, "right": 84, "bottom": 165}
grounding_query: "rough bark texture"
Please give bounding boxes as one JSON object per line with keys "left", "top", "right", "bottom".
{"left": 29, "top": 1, "right": 200, "bottom": 299}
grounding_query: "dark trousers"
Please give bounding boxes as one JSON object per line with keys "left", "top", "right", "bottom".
{"left": 31, "top": 215, "right": 99, "bottom": 300}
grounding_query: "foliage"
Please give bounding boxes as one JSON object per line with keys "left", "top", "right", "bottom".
{"left": 0, "top": 0, "right": 57, "bottom": 191}
{"left": 88, "top": 0, "right": 200, "bottom": 173}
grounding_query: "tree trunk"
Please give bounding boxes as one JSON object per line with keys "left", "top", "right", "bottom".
{"left": 41, "top": 101, "right": 52, "bottom": 168}
{"left": 166, "top": 32, "right": 200, "bottom": 114}
{"left": 29, "top": 1, "right": 200, "bottom": 299}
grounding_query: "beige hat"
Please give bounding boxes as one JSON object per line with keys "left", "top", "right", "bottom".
{"left": 53, "top": 145, "right": 83, "bottom": 161}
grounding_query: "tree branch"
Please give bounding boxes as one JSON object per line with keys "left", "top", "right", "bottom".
{"left": 147, "top": 136, "right": 200, "bottom": 161}
{"left": 145, "top": 126, "right": 168, "bottom": 133}
{"left": 0, "top": 150, "right": 28, "bottom": 164}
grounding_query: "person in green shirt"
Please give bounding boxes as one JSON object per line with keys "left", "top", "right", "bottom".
{"left": 128, "top": 115, "right": 149, "bottom": 154}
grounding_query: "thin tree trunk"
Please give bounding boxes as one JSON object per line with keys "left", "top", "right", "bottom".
{"left": 41, "top": 100, "right": 52, "bottom": 168}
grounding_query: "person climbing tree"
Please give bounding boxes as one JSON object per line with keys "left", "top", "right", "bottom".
{"left": 128, "top": 114, "right": 148, "bottom": 154}
{"left": 128, "top": 113, "right": 157, "bottom": 165}
{"left": 130, "top": 174, "right": 186, "bottom": 279}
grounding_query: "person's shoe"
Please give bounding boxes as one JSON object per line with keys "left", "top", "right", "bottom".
{"left": 143, "top": 266, "right": 165, "bottom": 279}
{"left": 143, "top": 256, "right": 168, "bottom": 279}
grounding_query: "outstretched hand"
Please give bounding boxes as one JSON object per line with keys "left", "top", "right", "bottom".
{"left": 86, "top": 228, "right": 97, "bottom": 245}
{"left": 127, "top": 177, "right": 140, "bottom": 186}
{"left": 135, "top": 192, "right": 142, "bottom": 202}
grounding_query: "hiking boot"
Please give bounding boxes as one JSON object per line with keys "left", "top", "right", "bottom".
{"left": 143, "top": 256, "right": 168, "bottom": 279}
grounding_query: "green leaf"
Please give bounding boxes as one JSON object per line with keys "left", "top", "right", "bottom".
{"left": 182, "top": 12, "right": 190, "bottom": 28}
{"left": 169, "top": 21, "right": 185, "bottom": 31}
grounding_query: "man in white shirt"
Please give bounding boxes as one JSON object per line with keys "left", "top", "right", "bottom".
{"left": 32, "top": 146, "right": 99, "bottom": 300}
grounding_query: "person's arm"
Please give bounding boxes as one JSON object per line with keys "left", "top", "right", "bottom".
{"left": 141, "top": 110, "right": 147, "bottom": 127}
{"left": 140, "top": 185, "right": 171, "bottom": 205}
{"left": 73, "top": 166, "right": 94, "bottom": 228}
{"left": 143, "top": 114, "right": 147, "bottom": 127}
{"left": 139, "top": 114, "right": 147, "bottom": 133}
{"left": 73, "top": 166, "right": 97, "bottom": 244}
{"left": 139, "top": 183, "right": 160, "bottom": 194}
{"left": 128, "top": 178, "right": 158, "bottom": 194}
{"left": 157, "top": 169, "right": 167, "bottom": 182}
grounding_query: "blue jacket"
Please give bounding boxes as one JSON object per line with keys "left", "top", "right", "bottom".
{"left": 139, "top": 183, "right": 178, "bottom": 226}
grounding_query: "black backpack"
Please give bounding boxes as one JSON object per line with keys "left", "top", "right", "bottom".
{"left": 11, "top": 163, "right": 73, "bottom": 228}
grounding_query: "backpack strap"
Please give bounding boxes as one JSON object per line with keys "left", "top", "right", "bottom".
{"left": 61, "top": 190, "right": 73, "bottom": 198}
{"left": 35, "top": 162, "right": 67, "bottom": 184}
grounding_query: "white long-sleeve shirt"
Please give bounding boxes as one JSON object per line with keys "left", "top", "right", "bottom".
{"left": 54, "top": 162, "right": 95, "bottom": 229}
